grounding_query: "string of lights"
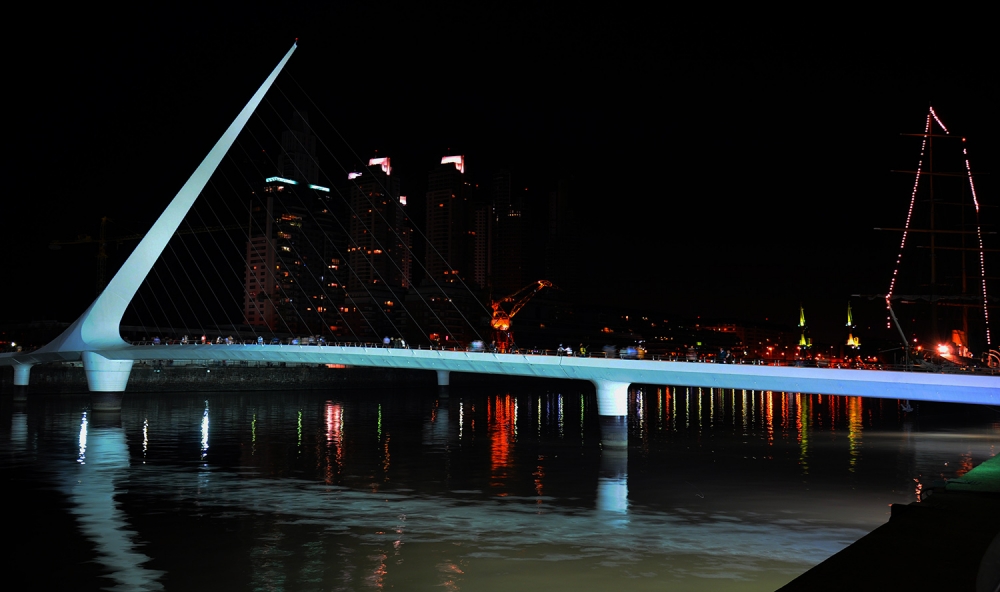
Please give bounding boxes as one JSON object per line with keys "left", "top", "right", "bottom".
{"left": 960, "top": 139, "right": 991, "bottom": 345}
{"left": 886, "top": 112, "right": 930, "bottom": 327}
{"left": 886, "top": 106, "right": 992, "bottom": 347}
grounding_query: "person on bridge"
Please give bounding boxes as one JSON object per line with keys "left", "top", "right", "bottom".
{"left": 257, "top": 336, "right": 264, "bottom": 346}
{"left": 383, "top": 336, "right": 391, "bottom": 348}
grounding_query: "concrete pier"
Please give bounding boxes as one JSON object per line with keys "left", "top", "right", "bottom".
{"left": 593, "top": 379, "right": 629, "bottom": 448}
{"left": 780, "top": 454, "right": 1000, "bottom": 591}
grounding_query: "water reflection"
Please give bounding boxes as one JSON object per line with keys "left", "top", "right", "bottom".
{"left": 596, "top": 450, "right": 629, "bottom": 516}
{"left": 3, "top": 387, "right": 998, "bottom": 591}
{"left": 65, "top": 412, "right": 164, "bottom": 590}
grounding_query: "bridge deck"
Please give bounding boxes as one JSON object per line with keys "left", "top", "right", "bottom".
{"left": 5, "top": 345, "right": 995, "bottom": 405}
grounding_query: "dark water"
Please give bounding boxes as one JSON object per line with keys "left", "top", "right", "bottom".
{"left": 3, "top": 384, "right": 998, "bottom": 591}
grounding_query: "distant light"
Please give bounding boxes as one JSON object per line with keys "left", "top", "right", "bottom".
{"left": 348, "top": 172, "right": 362, "bottom": 180}
{"left": 369, "top": 157, "right": 391, "bottom": 176}
{"left": 265, "top": 176, "right": 297, "bottom": 184}
{"left": 937, "top": 343, "right": 951, "bottom": 355}
{"left": 399, "top": 195, "right": 407, "bottom": 206}
{"left": 441, "top": 155, "right": 464, "bottom": 173}
{"left": 309, "top": 184, "right": 330, "bottom": 192}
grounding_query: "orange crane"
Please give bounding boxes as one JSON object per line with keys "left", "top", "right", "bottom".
{"left": 490, "top": 280, "right": 553, "bottom": 353}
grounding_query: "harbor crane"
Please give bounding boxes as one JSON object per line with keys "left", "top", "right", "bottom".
{"left": 490, "top": 280, "right": 553, "bottom": 353}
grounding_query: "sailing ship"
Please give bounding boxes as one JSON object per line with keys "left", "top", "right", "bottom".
{"left": 880, "top": 106, "right": 995, "bottom": 367}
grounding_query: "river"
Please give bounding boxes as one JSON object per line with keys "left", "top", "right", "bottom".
{"left": 3, "top": 383, "right": 998, "bottom": 591}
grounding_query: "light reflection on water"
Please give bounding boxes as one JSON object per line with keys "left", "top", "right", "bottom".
{"left": 2, "top": 386, "right": 998, "bottom": 591}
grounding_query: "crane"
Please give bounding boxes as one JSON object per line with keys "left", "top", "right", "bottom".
{"left": 490, "top": 280, "right": 553, "bottom": 353}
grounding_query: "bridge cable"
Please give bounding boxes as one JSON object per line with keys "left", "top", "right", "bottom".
{"left": 152, "top": 241, "right": 215, "bottom": 338}
{"left": 270, "top": 89, "right": 484, "bottom": 344}
{"left": 169, "top": 221, "right": 252, "bottom": 338}
{"left": 207, "top": 170, "right": 325, "bottom": 340}
{"left": 287, "top": 76, "right": 495, "bottom": 322}
{"left": 255, "top": 101, "right": 444, "bottom": 342}
{"left": 240, "top": 111, "right": 407, "bottom": 342}
{"left": 212, "top": 147, "right": 369, "bottom": 344}
{"left": 196, "top": 177, "right": 303, "bottom": 339}
{"left": 180, "top": 200, "right": 276, "bottom": 340}
{"left": 223, "top": 127, "right": 374, "bottom": 343}
{"left": 222, "top": 149, "right": 370, "bottom": 343}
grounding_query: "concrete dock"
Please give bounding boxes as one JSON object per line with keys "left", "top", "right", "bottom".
{"left": 780, "top": 454, "right": 1000, "bottom": 591}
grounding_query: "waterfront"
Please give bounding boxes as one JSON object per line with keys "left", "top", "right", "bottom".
{"left": 3, "top": 384, "right": 998, "bottom": 591}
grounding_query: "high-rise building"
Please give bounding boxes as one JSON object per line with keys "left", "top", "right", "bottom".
{"left": 243, "top": 112, "right": 347, "bottom": 337}
{"left": 346, "top": 157, "right": 410, "bottom": 291}
{"left": 407, "top": 155, "right": 491, "bottom": 345}
{"left": 424, "top": 155, "right": 477, "bottom": 285}
{"left": 491, "top": 170, "right": 525, "bottom": 296}
{"left": 340, "top": 157, "right": 412, "bottom": 340}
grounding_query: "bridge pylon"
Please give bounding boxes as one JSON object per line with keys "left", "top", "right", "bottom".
{"left": 2, "top": 44, "right": 297, "bottom": 404}
{"left": 593, "top": 379, "right": 630, "bottom": 447}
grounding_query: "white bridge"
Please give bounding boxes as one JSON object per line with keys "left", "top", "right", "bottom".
{"left": 2, "top": 43, "right": 997, "bottom": 443}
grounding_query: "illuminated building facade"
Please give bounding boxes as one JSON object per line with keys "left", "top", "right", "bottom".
{"left": 406, "top": 155, "right": 490, "bottom": 345}
{"left": 424, "top": 155, "right": 477, "bottom": 285}
{"left": 341, "top": 157, "right": 413, "bottom": 340}
{"left": 243, "top": 112, "right": 347, "bottom": 336}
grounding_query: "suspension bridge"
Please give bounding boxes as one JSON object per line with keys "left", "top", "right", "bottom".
{"left": 1, "top": 44, "right": 997, "bottom": 446}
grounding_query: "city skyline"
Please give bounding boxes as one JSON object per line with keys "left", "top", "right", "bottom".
{"left": 5, "top": 5, "right": 997, "bottom": 348}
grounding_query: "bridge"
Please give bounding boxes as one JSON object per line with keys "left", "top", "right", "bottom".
{"left": 2, "top": 43, "right": 997, "bottom": 446}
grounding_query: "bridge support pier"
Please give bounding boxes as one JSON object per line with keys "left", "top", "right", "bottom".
{"left": 11, "top": 363, "right": 32, "bottom": 402}
{"left": 436, "top": 370, "right": 450, "bottom": 387}
{"left": 593, "top": 379, "right": 629, "bottom": 448}
{"left": 83, "top": 352, "right": 133, "bottom": 412}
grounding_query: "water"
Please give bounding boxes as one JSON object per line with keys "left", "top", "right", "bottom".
{"left": 3, "top": 384, "right": 998, "bottom": 591}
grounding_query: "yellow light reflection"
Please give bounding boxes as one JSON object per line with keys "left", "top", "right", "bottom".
{"left": 798, "top": 393, "right": 810, "bottom": 475}
{"left": 709, "top": 388, "right": 714, "bottom": 429}
{"left": 741, "top": 389, "right": 748, "bottom": 436}
{"left": 766, "top": 391, "right": 774, "bottom": 446}
{"left": 847, "top": 396, "right": 863, "bottom": 472}
{"left": 657, "top": 388, "right": 664, "bottom": 431}
{"left": 685, "top": 387, "right": 691, "bottom": 429}
{"left": 251, "top": 412, "right": 257, "bottom": 456}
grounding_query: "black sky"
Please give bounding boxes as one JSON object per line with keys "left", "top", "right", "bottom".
{"left": 4, "top": 4, "right": 998, "bottom": 343}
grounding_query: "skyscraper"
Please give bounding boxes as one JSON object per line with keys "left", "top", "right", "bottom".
{"left": 243, "top": 112, "right": 346, "bottom": 337}
{"left": 340, "top": 157, "right": 412, "bottom": 340}
{"left": 424, "top": 155, "right": 475, "bottom": 284}
{"left": 407, "top": 155, "right": 490, "bottom": 345}
{"left": 490, "top": 170, "right": 525, "bottom": 296}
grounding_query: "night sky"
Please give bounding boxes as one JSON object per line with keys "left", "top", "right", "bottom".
{"left": 4, "top": 5, "right": 997, "bottom": 344}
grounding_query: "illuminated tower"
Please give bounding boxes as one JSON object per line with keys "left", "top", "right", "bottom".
{"left": 346, "top": 157, "right": 409, "bottom": 291}
{"left": 846, "top": 302, "right": 860, "bottom": 349}
{"left": 409, "top": 155, "right": 486, "bottom": 345}
{"left": 798, "top": 305, "right": 812, "bottom": 348}
{"left": 243, "top": 111, "right": 345, "bottom": 336}
{"left": 424, "top": 155, "right": 475, "bottom": 284}
{"left": 342, "top": 157, "right": 412, "bottom": 339}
